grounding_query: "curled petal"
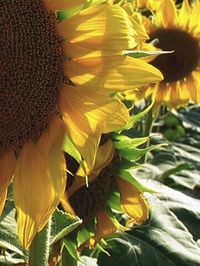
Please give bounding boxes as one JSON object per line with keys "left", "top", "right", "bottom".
{"left": 60, "top": 85, "right": 129, "bottom": 170}
{"left": 116, "top": 178, "right": 149, "bottom": 225}
{"left": 89, "top": 210, "right": 117, "bottom": 247}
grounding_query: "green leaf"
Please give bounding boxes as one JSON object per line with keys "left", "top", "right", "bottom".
{"left": 50, "top": 209, "right": 82, "bottom": 245}
{"left": 159, "top": 163, "right": 193, "bottom": 182}
{"left": 118, "top": 144, "right": 164, "bottom": 162}
{"left": 0, "top": 200, "right": 27, "bottom": 259}
{"left": 153, "top": 183, "right": 200, "bottom": 242}
{"left": 62, "top": 238, "right": 80, "bottom": 261}
{"left": 97, "top": 185, "right": 200, "bottom": 266}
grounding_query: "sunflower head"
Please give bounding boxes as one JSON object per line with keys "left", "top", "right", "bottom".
{"left": 1, "top": 0, "right": 64, "bottom": 152}
{"left": 144, "top": 0, "right": 200, "bottom": 109}
{"left": 61, "top": 137, "right": 149, "bottom": 248}
{"left": 1, "top": 0, "right": 163, "bottom": 249}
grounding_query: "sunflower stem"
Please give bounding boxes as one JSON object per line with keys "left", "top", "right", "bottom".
{"left": 29, "top": 219, "right": 51, "bottom": 266}
{"left": 140, "top": 103, "right": 154, "bottom": 164}
{"left": 61, "top": 246, "right": 78, "bottom": 266}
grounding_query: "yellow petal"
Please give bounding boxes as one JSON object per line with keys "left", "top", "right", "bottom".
{"left": 62, "top": 110, "right": 100, "bottom": 171}
{"left": 66, "top": 140, "right": 115, "bottom": 198}
{"left": 61, "top": 193, "right": 76, "bottom": 216}
{"left": 0, "top": 151, "right": 16, "bottom": 214}
{"left": 156, "top": 0, "right": 178, "bottom": 28}
{"left": 77, "top": 138, "right": 115, "bottom": 179}
{"left": 116, "top": 178, "right": 149, "bottom": 225}
{"left": 92, "top": 139, "right": 115, "bottom": 173}
{"left": 57, "top": 5, "right": 137, "bottom": 51}
{"left": 65, "top": 56, "right": 163, "bottom": 92}
{"left": 60, "top": 85, "right": 129, "bottom": 170}
{"left": 89, "top": 210, "right": 117, "bottom": 246}
{"left": 189, "top": 0, "right": 200, "bottom": 36}
{"left": 14, "top": 119, "right": 66, "bottom": 249}
{"left": 178, "top": 0, "right": 190, "bottom": 29}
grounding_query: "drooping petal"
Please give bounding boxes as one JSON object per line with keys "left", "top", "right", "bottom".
{"left": 116, "top": 178, "right": 149, "bottom": 225}
{"left": 66, "top": 139, "right": 115, "bottom": 199}
{"left": 60, "top": 105, "right": 100, "bottom": 171}
{"left": 0, "top": 151, "right": 16, "bottom": 214}
{"left": 89, "top": 210, "right": 117, "bottom": 246}
{"left": 92, "top": 139, "right": 115, "bottom": 174}
{"left": 60, "top": 85, "right": 129, "bottom": 170}
{"left": 13, "top": 118, "right": 66, "bottom": 249}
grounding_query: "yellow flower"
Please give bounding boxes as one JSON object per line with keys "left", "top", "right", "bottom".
{"left": 61, "top": 139, "right": 149, "bottom": 246}
{"left": 142, "top": 0, "right": 200, "bottom": 109}
{"left": 1, "top": 0, "right": 161, "bottom": 249}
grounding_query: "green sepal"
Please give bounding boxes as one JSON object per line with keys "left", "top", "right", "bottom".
{"left": 119, "top": 170, "right": 156, "bottom": 193}
{"left": 118, "top": 143, "right": 165, "bottom": 162}
{"left": 112, "top": 134, "right": 149, "bottom": 150}
{"left": 124, "top": 100, "right": 154, "bottom": 130}
{"left": 62, "top": 237, "right": 80, "bottom": 261}
{"left": 122, "top": 49, "right": 173, "bottom": 59}
{"left": 107, "top": 191, "right": 123, "bottom": 212}
{"left": 77, "top": 221, "right": 96, "bottom": 247}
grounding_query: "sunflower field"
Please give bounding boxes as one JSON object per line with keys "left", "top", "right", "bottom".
{"left": 0, "top": 0, "right": 200, "bottom": 265}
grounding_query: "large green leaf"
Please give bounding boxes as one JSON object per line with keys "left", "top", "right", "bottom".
{"left": 97, "top": 184, "right": 200, "bottom": 266}
{"left": 0, "top": 200, "right": 27, "bottom": 259}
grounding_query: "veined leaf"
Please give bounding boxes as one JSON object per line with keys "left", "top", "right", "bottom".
{"left": 50, "top": 209, "right": 82, "bottom": 245}
{"left": 97, "top": 184, "right": 200, "bottom": 266}
{"left": 0, "top": 200, "right": 26, "bottom": 258}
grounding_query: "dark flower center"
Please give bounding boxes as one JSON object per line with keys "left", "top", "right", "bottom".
{"left": 149, "top": 28, "right": 200, "bottom": 82}
{"left": 68, "top": 155, "right": 118, "bottom": 221}
{"left": 0, "top": 0, "right": 63, "bottom": 152}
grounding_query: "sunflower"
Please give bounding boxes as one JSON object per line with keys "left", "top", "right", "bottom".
{"left": 142, "top": 0, "right": 200, "bottom": 109}
{"left": 61, "top": 138, "right": 149, "bottom": 247}
{"left": 0, "top": 0, "right": 162, "bottom": 249}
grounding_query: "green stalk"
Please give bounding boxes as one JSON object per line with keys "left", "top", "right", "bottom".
{"left": 61, "top": 246, "right": 78, "bottom": 266}
{"left": 140, "top": 105, "right": 154, "bottom": 164}
{"left": 29, "top": 219, "right": 51, "bottom": 266}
